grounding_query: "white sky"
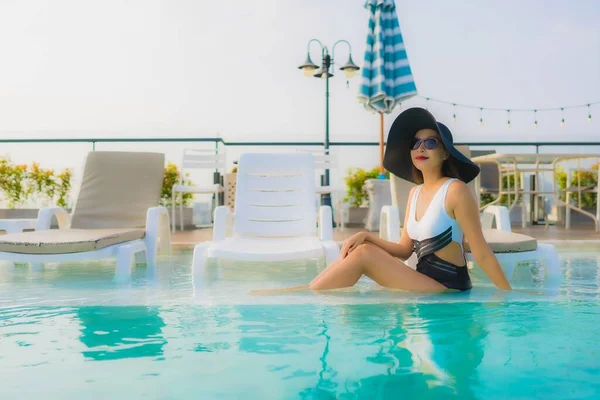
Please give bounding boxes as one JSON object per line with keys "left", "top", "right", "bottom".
{"left": 0, "top": 0, "right": 598, "bottom": 193}
{"left": 0, "top": 0, "right": 598, "bottom": 142}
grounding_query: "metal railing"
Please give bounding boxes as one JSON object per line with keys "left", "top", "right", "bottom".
{"left": 1, "top": 137, "right": 598, "bottom": 216}
{"left": 1, "top": 137, "right": 600, "bottom": 149}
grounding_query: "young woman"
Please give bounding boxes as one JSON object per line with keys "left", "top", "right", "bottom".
{"left": 258, "top": 107, "right": 512, "bottom": 294}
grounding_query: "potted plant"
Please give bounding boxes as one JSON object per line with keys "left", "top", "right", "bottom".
{"left": 343, "top": 167, "right": 389, "bottom": 226}
{"left": 159, "top": 162, "right": 195, "bottom": 228}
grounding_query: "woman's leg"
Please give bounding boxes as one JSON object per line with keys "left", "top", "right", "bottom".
{"left": 310, "top": 243, "right": 447, "bottom": 292}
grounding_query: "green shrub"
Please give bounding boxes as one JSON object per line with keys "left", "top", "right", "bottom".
{"left": 160, "top": 162, "right": 194, "bottom": 207}
{"left": 0, "top": 157, "right": 72, "bottom": 208}
{"left": 556, "top": 163, "right": 598, "bottom": 208}
{"left": 344, "top": 167, "right": 389, "bottom": 207}
{"left": 0, "top": 157, "right": 197, "bottom": 209}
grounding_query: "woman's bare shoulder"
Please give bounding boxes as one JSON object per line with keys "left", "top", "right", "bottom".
{"left": 447, "top": 179, "right": 470, "bottom": 195}
{"left": 446, "top": 180, "right": 476, "bottom": 212}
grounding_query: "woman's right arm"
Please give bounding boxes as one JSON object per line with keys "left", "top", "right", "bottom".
{"left": 363, "top": 186, "right": 415, "bottom": 261}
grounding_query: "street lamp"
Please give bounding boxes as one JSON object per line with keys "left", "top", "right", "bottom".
{"left": 298, "top": 39, "right": 360, "bottom": 210}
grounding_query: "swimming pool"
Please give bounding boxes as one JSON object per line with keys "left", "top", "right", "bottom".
{"left": 1, "top": 245, "right": 599, "bottom": 399}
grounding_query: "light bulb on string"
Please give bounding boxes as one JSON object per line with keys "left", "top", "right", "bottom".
{"left": 415, "top": 97, "right": 600, "bottom": 129}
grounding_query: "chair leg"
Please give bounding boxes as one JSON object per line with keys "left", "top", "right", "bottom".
{"left": 115, "top": 241, "right": 147, "bottom": 282}
{"left": 192, "top": 243, "right": 216, "bottom": 289}
{"left": 537, "top": 243, "right": 562, "bottom": 284}
{"left": 145, "top": 238, "right": 157, "bottom": 269}
{"left": 322, "top": 241, "right": 340, "bottom": 269}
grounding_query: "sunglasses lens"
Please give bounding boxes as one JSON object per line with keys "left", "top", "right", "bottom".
{"left": 424, "top": 138, "right": 438, "bottom": 149}
{"left": 410, "top": 139, "right": 422, "bottom": 150}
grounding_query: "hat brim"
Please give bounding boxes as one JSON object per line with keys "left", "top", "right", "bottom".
{"left": 383, "top": 107, "right": 480, "bottom": 184}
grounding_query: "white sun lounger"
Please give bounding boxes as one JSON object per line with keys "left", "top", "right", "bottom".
{"left": 0, "top": 151, "right": 171, "bottom": 281}
{"left": 192, "top": 153, "right": 340, "bottom": 286}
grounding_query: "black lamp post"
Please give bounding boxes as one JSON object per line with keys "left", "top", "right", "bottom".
{"left": 298, "top": 39, "right": 360, "bottom": 211}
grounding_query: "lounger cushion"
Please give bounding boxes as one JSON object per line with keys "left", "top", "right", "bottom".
{"left": 0, "top": 229, "right": 145, "bottom": 254}
{"left": 464, "top": 229, "right": 537, "bottom": 253}
{"left": 70, "top": 151, "right": 164, "bottom": 229}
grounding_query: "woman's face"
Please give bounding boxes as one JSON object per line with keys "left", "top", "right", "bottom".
{"left": 410, "top": 128, "right": 448, "bottom": 172}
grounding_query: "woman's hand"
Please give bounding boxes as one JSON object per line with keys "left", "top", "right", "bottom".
{"left": 340, "top": 231, "right": 371, "bottom": 259}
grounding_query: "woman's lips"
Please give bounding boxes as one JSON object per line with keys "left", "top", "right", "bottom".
{"left": 415, "top": 156, "right": 429, "bottom": 160}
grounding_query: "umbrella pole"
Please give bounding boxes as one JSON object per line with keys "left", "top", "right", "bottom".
{"left": 379, "top": 112, "right": 385, "bottom": 178}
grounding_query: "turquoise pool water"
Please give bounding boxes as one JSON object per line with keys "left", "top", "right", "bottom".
{"left": 0, "top": 245, "right": 599, "bottom": 399}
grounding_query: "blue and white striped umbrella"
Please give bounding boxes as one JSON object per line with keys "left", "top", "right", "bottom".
{"left": 358, "top": 0, "right": 417, "bottom": 113}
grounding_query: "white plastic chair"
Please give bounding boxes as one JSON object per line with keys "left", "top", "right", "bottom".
{"left": 298, "top": 149, "right": 347, "bottom": 229}
{"left": 0, "top": 152, "right": 171, "bottom": 282}
{"left": 172, "top": 149, "right": 226, "bottom": 231}
{"left": 192, "top": 153, "right": 339, "bottom": 286}
{"left": 379, "top": 173, "right": 561, "bottom": 285}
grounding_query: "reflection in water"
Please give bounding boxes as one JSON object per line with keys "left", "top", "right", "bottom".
{"left": 1, "top": 299, "right": 599, "bottom": 398}
{"left": 294, "top": 303, "right": 488, "bottom": 400}
{"left": 78, "top": 306, "right": 166, "bottom": 361}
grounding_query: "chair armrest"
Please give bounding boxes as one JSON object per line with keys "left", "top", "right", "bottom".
{"left": 213, "top": 206, "right": 232, "bottom": 241}
{"left": 481, "top": 205, "right": 512, "bottom": 231}
{"left": 319, "top": 205, "right": 334, "bottom": 241}
{"left": 380, "top": 206, "right": 400, "bottom": 242}
{"left": 35, "top": 207, "right": 72, "bottom": 231}
{"left": 315, "top": 186, "right": 344, "bottom": 195}
{"left": 146, "top": 206, "right": 171, "bottom": 253}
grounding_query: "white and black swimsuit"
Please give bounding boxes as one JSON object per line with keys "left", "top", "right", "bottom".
{"left": 407, "top": 179, "right": 472, "bottom": 291}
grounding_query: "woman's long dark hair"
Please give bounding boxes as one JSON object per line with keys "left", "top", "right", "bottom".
{"left": 411, "top": 155, "right": 462, "bottom": 184}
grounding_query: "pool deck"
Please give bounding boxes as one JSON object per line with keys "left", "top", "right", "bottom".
{"left": 171, "top": 224, "right": 600, "bottom": 247}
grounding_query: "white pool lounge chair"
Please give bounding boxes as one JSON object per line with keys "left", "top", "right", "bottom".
{"left": 0, "top": 151, "right": 171, "bottom": 281}
{"left": 380, "top": 173, "right": 560, "bottom": 284}
{"left": 192, "top": 153, "right": 340, "bottom": 285}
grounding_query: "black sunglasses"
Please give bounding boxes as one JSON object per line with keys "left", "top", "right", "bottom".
{"left": 410, "top": 137, "right": 440, "bottom": 151}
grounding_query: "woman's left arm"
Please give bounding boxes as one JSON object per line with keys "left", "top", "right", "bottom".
{"left": 449, "top": 182, "right": 512, "bottom": 290}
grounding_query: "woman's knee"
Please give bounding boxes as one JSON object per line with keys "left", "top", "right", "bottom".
{"left": 352, "top": 243, "right": 377, "bottom": 259}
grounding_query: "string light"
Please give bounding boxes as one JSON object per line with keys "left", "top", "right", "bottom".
{"left": 452, "top": 103, "right": 457, "bottom": 123}
{"left": 412, "top": 96, "right": 599, "bottom": 127}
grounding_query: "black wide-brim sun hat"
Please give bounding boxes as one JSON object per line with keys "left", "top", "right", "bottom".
{"left": 383, "top": 107, "right": 480, "bottom": 184}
